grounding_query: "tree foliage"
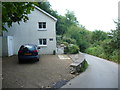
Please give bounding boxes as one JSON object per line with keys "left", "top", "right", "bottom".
{"left": 86, "top": 20, "right": 120, "bottom": 63}
{"left": 65, "top": 10, "right": 79, "bottom": 26}
{"left": 2, "top": 2, "right": 37, "bottom": 31}
{"left": 56, "top": 10, "right": 79, "bottom": 36}
{"left": 92, "top": 30, "right": 108, "bottom": 42}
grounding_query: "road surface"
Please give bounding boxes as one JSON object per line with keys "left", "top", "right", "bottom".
{"left": 0, "top": 58, "right": 2, "bottom": 90}
{"left": 62, "top": 54, "right": 118, "bottom": 88}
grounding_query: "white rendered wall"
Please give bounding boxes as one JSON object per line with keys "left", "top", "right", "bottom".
{"left": 3, "top": 8, "right": 57, "bottom": 55}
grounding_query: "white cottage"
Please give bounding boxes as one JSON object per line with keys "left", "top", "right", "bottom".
{"left": 3, "top": 6, "right": 57, "bottom": 56}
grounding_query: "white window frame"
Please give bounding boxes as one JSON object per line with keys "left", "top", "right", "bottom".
{"left": 38, "top": 38, "right": 47, "bottom": 46}
{"left": 38, "top": 22, "right": 47, "bottom": 31}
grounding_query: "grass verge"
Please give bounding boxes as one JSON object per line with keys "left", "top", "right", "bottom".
{"left": 79, "top": 59, "right": 88, "bottom": 72}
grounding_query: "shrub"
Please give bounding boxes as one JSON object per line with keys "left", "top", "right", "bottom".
{"left": 61, "top": 42, "right": 69, "bottom": 54}
{"left": 99, "top": 53, "right": 107, "bottom": 58}
{"left": 56, "top": 35, "right": 62, "bottom": 44}
{"left": 63, "top": 37, "right": 76, "bottom": 44}
{"left": 110, "top": 50, "right": 119, "bottom": 63}
{"left": 63, "top": 43, "right": 80, "bottom": 54}
{"left": 85, "top": 45, "right": 104, "bottom": 56}
{"left": 85, "top": 45, "right": 119, "bottom": 63}
{"left": 85, "top": 47, "right": 97, "bottom": 55}
{"left": 61, "top": 42, "right": 69, "bottom": 47}
{"left": 68, "top": 44, "right": 80, "bottom": 54}
{"left": 64, "top": 46, "right": 69, "bottom": 54}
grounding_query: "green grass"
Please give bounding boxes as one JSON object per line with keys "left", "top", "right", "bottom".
{"left": 79, "top": 59, "right": 88, "bottom": 72}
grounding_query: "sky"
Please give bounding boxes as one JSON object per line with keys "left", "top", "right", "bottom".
{"left": 48, "top": 0, "right": 119, "bottom": 32}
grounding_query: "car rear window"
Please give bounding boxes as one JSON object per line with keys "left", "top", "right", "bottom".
{"left": 20, "top": 45, "right": 35, "bottom": 51}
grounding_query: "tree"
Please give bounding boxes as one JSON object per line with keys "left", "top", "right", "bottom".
{"left": 65, "top": 10, "right": 79, "bottom": 26}
{"left": 107, "top": 20, "right": 120, "bottom": 50}
{"left": 56, "top": 10, "right": 79, "bottom": 36}
{"left": 101, "top": 19, "right": 120, "bottom": 62}
{"left": 36, "top": 2, "right": 59, "bottom": 19}
{"left": 65, "top": 25, "right": 91, "bottom": 52}
{"left": 92, "top": 30, "right": 108, "bottom": 44}
{"left": 2, "top": 2, "right": 36, "bottom": 31}
{"left": 55, "top": 15, "right": 67, "bottom": 36}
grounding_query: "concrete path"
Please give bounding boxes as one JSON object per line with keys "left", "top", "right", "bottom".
{"left": 62, "top": 54, "right": 118, "bottom": 88}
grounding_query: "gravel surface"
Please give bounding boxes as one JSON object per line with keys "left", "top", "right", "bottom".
{"left": 2, "top": 55, "right": 75, "bottom": 88}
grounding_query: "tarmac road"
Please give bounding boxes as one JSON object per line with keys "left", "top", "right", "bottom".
{"left": 0, "top": 58, "right": 2, "bottom": 90}
{"left": 62, "top": 54, "right": 118, "bottom": 88}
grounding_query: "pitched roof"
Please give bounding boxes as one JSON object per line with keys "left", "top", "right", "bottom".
{"left": 34, "top": 6, "right": 57, "bottom": 22}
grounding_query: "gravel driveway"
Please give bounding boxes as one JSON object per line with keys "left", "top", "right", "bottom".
{"left": 2, "top": 55, "right": 75, "bottom": 88}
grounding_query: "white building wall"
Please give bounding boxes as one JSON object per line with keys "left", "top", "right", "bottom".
{"left": 3, "top": 8, "right": 56, "bottom": 55}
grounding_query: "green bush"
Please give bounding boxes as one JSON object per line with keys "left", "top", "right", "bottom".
{"left": 85, "top": 45, "right": 104, "bottom": 56}
{"left": 68, "top": 44, "right": 80, "bottom": 54}
{"left": 99, "top": 53, "right": 107, "bottom": 58}
{"left": 110, "top": 50, "right": 119, "bottom": 63}
{"left": 61, "top": 42, "right": 69, "bottom": 47}
{"left": 63, "top": 43, "right": 80, "bottom": 54}
{"left": 85, "top": 45, "right": 119, "bottom": 63}
{"left": 85, "top": 47, "right": 97, "bottom": 55}
{"left": 61, "top": 42, "right": 69, "bottom": 54}
{"left": 63, "top": 37, "right": 76, "bottom": 44}
{"left": 56, "top": 35, "right": 62, "bottom": 44}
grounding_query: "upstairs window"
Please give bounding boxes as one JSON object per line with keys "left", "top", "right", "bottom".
{"left": 38, "top": 22, "right": 46, "bottom": 30}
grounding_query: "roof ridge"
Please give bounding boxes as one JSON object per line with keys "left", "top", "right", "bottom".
{"left": 34, "top": 6, "right": 57, "bottom": 21}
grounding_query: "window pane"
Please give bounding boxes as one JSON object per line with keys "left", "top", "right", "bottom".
{"left": 25, "top": 45, "right": 35, "bottom": 51}
{"left": 43, "top": 22, "right": 46, "bottom": 28}
{"left": 43, "top": 39, "right": 46, "bottom": 45}
{"left": 39, "top": 39, "right": 42, "bottom": 45}
{"left": 39, "top": 22, "right": 42, "bottom": 28}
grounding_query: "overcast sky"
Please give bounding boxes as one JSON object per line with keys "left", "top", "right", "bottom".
{"left": 48, "top": 0, "right": 119, "bottom": 32}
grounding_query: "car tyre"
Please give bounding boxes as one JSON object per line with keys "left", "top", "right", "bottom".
{"left": 37, "top": 58, "right": 39, "bottom": 61}
{"left": 18, "top": 59, "right": 22, "bottom": 63}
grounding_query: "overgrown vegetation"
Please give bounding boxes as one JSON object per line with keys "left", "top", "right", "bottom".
{"left": 2, "top": 2, "right": 119, "bottom": 63}
{"left": 80, "top": 60, "right": 89, "bottom": 72}
{"left": 64, "top": 43, "right": 79, "bottom": 54}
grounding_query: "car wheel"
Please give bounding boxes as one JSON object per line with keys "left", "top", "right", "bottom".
{"left": 18, "top": 59, "right": 22, "bottom": 63}
{"left": 37, "top": 58, "right": 39, "bottom": 61}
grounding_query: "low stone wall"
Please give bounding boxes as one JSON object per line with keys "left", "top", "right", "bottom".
{"left": 69, "top": 52, "right": 86, "bottom": 74}
{"left": 69, "top": 52, "right": 85, "bottom": 62}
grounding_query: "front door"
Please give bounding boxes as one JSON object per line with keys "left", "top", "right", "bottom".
{"left": 7, "top": 36, "right": 13, "bottom": 56}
